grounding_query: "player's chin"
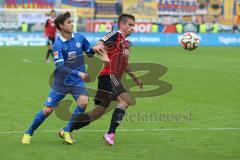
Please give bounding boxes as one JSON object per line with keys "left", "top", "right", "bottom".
{"left": 127, "top": 32, "right": 132, "bottom": 37}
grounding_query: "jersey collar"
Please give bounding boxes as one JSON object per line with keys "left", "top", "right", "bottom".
{"left": 59, "top": 33, "right": 75, "bottom": 42}
{"left": 117, "top": 30, "right": 126, "bottom": 39}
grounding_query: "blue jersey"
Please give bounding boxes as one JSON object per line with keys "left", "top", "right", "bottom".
{"left": 52, "top": 33, "right": 94, "bottom": 87}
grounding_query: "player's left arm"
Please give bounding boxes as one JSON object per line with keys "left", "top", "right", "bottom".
{"left": 125, "top": 64, "right": 143, "bottom": 89}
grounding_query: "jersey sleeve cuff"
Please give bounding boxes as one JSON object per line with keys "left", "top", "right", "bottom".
{"left": 86, "top": 48, "right": 95, "bottom": 57}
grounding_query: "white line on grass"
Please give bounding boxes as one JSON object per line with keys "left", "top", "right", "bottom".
{"left": 0, "top": 128, "right": 240, "bottom": 134}
{"left": 22, "top": 59, "right": 33, "bottom": 63}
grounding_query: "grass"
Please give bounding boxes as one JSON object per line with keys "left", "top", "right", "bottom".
{"left": 0, "top": 46, "right": 239, "bottom": 160}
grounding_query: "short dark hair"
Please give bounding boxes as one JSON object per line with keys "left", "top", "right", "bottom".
{"left": 118, "top": 13, "right": 135, "bottom": 26}
{"left": 50, "top": 9, "right": 55, "bottom": 13}
{"left": 54, "top": 11, "right": 71, "bottom": 30}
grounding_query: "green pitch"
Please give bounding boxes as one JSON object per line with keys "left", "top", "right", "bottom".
{"left": 0, "top": 46, "right": 239, "bottom": 160}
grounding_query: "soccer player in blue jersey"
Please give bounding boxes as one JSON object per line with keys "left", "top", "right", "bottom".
{"left": 21, "top": 11, "right": 108, "bottom": 144}
{"left": 58, "top": 14, "right": 143, "bottom": 146}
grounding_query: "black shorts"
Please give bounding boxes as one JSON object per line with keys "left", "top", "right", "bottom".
{"left": 94, "top": 74, "right": 127, "bottom": 107}
{"left": 47, "top": 37, "right": 55, "bottom": 45}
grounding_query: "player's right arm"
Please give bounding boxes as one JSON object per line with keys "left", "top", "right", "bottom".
{"left": 53, "top": 42, "right": 90, "bottom": 82}
{"left": 94, "top": 41, "right": 109, "bottom": 64}
{"left": 79, "top": 33, "right": 109, "bottom": 64}
{"left": 94, "top": 31, "right": 119, "bottom": 64}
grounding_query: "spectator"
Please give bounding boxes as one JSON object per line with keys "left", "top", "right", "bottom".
{"left": 99, "top": 23, "right": 106, "bottom": 32}
{"left": 112, "top": 21, "right": 118, "bottom": 31}
{"left": 232, "top": 23, "right": 239, "bottom": 33}
{"left": 151, "top": 23, "right": 159, "bottom": 33}
{"left": 21, "top": 22, "right": 28, "bottom": 33}
{"left": 199, "top": 21, "right": 207, "bottom": 33}
{"left": 211, "top": 21, "right": 219, "bottom": 33}
{"left": 176, "top": 23, "right": 183, "bottom": 33}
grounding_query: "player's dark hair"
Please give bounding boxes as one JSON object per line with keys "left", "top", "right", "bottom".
{"left": 54, "top": 11, "right": 71, "bottom": 30}
{"left": 118, "top": 13, "right": 135, "bottom": 26}
{"left": 50, "top": 9, "right": 55, "bottom": 13}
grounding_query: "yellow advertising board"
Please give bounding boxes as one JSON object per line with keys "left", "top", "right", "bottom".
{"left": 123, "top": 0, "right": 158, "bottom": 20}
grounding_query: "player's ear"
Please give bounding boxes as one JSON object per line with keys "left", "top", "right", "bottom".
{"left": 119, "top": 21, "right": 124, "bottom": 28}
{"left": 59, "top": 23, "right": 64, "bottom": 29}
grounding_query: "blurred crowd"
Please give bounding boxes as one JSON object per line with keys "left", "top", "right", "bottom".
{"left": 1, "top": 0, "right": 240, "bottom": 33}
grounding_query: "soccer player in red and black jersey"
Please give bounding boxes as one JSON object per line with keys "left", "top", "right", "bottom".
{"left": 59, "top": 14, "right": 143, "bottom": 146}
{"left": 45, "top": 9, "right": 56, "bottom": 63}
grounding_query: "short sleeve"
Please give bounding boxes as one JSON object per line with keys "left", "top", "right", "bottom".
{"left": 53, "top": 42, "right": 64, "bottom": 67}
{"left": 100, "top": 31, "right": 119, "bottom": 45}
{"left": 81, "top": 36, "right": 94, "bottom": 57}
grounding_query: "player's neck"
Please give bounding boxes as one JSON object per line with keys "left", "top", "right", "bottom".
{"left": 119, "top": 29, "right": 127, "bottom": 38}
{"left": 60, "top": 32, "right": 72, "bottom": 40}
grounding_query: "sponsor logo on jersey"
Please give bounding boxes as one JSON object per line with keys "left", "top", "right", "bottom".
{"left": 47, "top": 97, "right": 52, "bottom": 102}
{"left": 76, "top": 42, "right": 81, "bottom": 48}
{"left": 120, "top": 40, "right": 130, "bottom": 56}
{"left": 122, "top": 48, "right": 130, "bottom": 56}
{"left": 53, "top": 51, "right": 58, "bottom": 59}
{"left": 68, "top": 51, "right": 77, "bottom": 60}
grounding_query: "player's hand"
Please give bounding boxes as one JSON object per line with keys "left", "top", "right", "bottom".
{"left": 92, "top": 45, "right": 106, "bottom": 55}
{"left": 79, "top": 72, "right": 91, "bottom": 82}
{"left": 134, "top": 78, "right": 143, "bottom": 89}
{"left": 92, "top": 45, "right": 110, "bottom": 64}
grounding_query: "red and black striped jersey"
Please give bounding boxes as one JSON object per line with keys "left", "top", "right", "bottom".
{"left": 99, "top": 31, "right": 131, "bottom": 78}
{"left": 45, "top": 17, "right": 56, "bottom": 38}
